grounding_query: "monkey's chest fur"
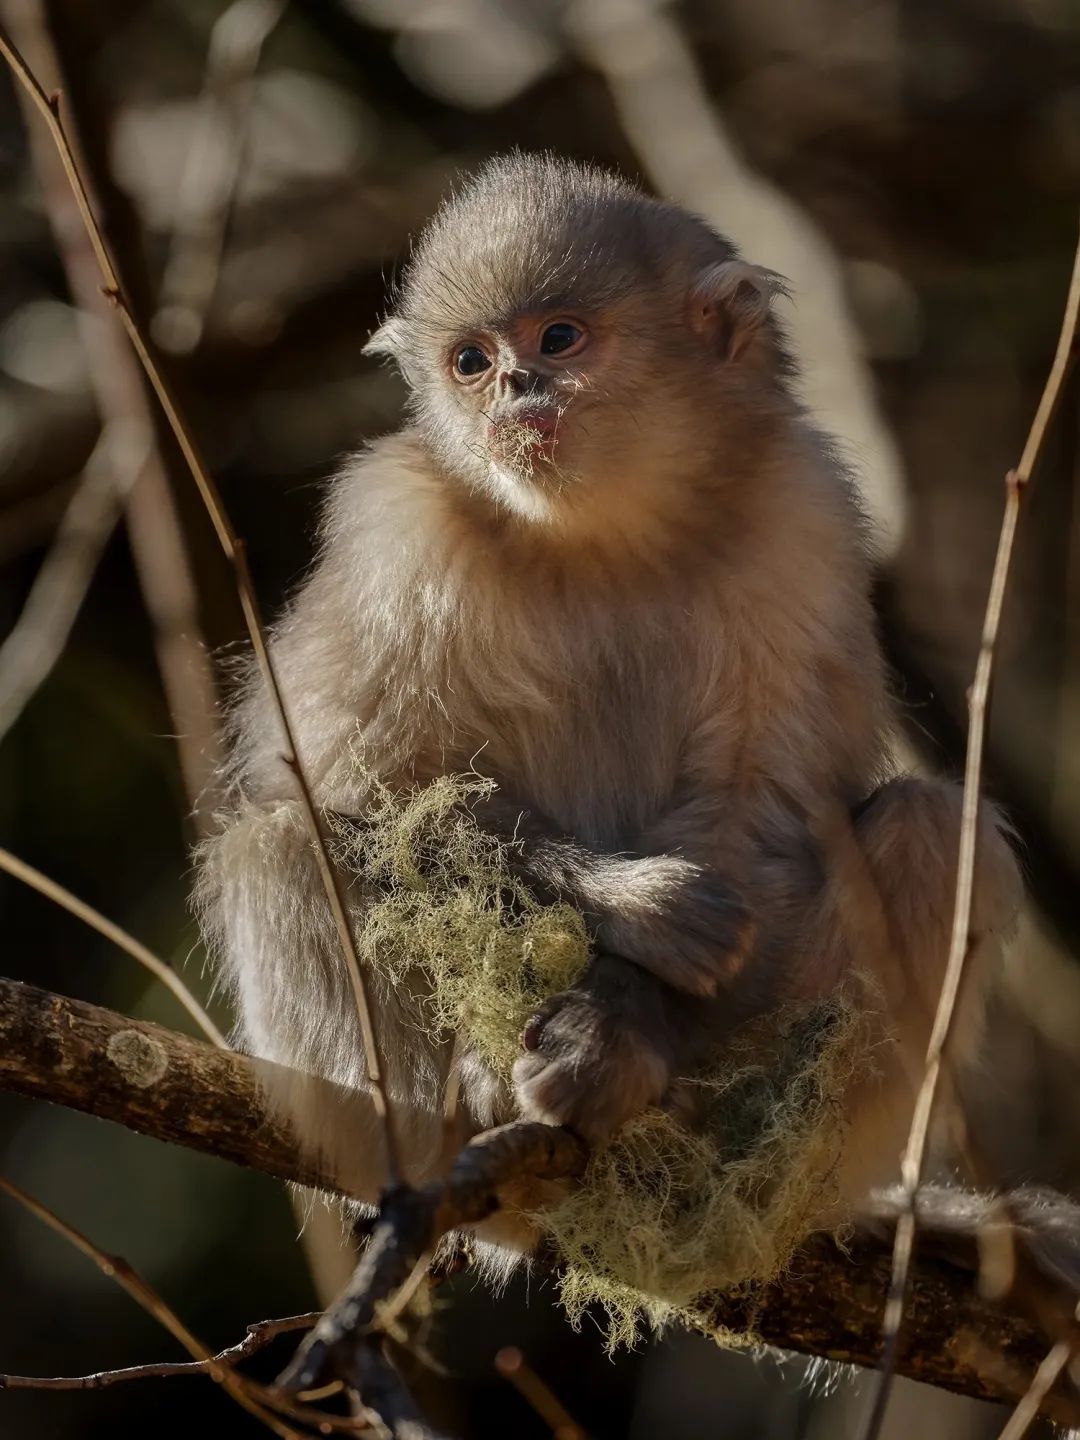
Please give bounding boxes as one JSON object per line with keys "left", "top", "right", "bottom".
{"left": 386, "top": 587, "right": 716, "bottom": 849}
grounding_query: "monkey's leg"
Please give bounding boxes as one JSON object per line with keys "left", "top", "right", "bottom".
{"left": 816, "top": 776, "right": 1023, "bottom": 1210}
{"left": 195, "top": 798, "right": 453, "bottom": 1188}
{"left": 842, "top": 775, "right": 1022, "bottom": 1037}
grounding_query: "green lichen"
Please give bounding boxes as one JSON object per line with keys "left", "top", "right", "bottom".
{"left": 337, "top": 774, "right": 880, "bottom": 1349}
{"left": 535, "top": 992, "right": 874, "bottom": 1350}
{"left": 330, "top": 773, "right": 589, "bottom": 1078}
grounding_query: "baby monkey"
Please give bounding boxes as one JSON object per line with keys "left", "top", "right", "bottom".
{"left": 199, "top": 154, "right": 1021, "bottom": 1225}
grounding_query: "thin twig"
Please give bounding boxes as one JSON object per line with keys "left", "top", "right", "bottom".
{"left": 0, "top": 1312, "right": 318, "bottom": 1390}
{"left": 0, "top": 1176, "right": 304, "bottom": 1438}
{"left": 0, "top": 844, "right": 227, "bottom": 1048}
{"left": 857, "top": 221, "right": 1080, "bottom": 1440}
{"left": 0, "top": 1175, "right": 373, "bottom": 1435}
{"left": 0, "top": 21, "right": 402, "bottom": 1183}
{"left": 997, "top": 1341, "right": 1076, "bottom": 1440}
{"left": 495, "top": 1347, "right": 588, "bottom": 1440}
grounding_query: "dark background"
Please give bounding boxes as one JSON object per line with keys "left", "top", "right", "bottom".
{"left": 0, "top": 1, "right": 1078, "bottom": 1435}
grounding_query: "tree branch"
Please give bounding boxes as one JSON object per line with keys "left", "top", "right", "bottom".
{"left": 3, "top": 974, "right": 1080, "bottom": 1423}
{"left": 0, "top": 975, "right": 357, "bottom": 1198}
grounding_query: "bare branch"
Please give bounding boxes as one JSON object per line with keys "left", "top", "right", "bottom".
{"left": 0, "top": 1313, "right": 318, "bottom": 1392}
{"left": 276, "top": 1125, "right": 588, "bottom": 1395}
{"left": 857, "top": 219, "right": 1080, "bottom": 1440}
{"left": 0, "top": 1176, "right": 306, "bottom": 1438}
{"left": 0, "top": 845, "right": 227, "bottom": 1048}
{"left": 0, "top": 976, "right": 369, "bottom": 1199}
{"left": 0, "top": 16, "right": 402, "bottom": 1181}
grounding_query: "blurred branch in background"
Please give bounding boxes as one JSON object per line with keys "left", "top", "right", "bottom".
{"left": 152, "top": 0, "right": 287, "bottom": 357}
{"left": 0, "top": 0, "right": 224, "bottom": 828}
{"left": 0, "top": 417, "right": 149, "bottom": 739}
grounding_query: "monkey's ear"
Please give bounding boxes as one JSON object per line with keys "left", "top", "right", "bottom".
{"left": 362, "top": 316, "right": 407, "bottom": 361}
{"left": 689, "top": 261, "right": 789, "bottom": 361}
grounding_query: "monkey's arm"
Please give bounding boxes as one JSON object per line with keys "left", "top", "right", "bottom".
{"left": 321, "top": 785, "right": 751, "bottom": 1001}
{"left": 513, "top": 775, "right": 1022, "bottom": 1152}
{"left": 457, "top": 790, "right": 752, "bottom": 998}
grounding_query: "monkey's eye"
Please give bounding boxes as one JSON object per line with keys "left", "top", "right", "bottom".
{"left": 540, "top": 322, "right": 584, "bottom": 356}
{"left": 454, "top": 345, "right": 492, "bottom": 378}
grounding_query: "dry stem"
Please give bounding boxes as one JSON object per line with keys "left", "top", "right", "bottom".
{"left": 0, "top": 844, "right": 226, "bottom": 1048}
{"left": 495, "top": 1346, "right": 588, "bottom": 1439}
{"left": 0, "top": 1176, "right": 306, "bottom": 1438}
{"left": 0, "top": 1313, "right": 318, "bottom": 1391}
{"left": 857, "top": 220, "right": 1080, "bottom": 1440}
{"left": 997, "top": 1341, "right": 1076, "bottom": 1440}
{"left": 0, "top": 19, "right": 401, "bottom": 1183}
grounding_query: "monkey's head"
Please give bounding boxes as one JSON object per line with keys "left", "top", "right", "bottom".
{"left": 366, "top": 154, "right": 791, "bottom": 536}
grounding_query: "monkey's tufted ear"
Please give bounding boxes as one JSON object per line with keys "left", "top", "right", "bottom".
{"left": 362, "top": 316, "right": 407, "bottom": 361}
{"left": 689, "top": 261, "right": 789, "bottom": 361}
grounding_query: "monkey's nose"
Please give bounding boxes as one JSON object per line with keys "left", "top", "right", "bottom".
{"left": 497, "top": 367, "right": 536, "bottom": 399}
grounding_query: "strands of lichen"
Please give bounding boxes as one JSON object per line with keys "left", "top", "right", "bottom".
{"left": 494, "top": 419, "right": 546, "bottom": 475}
{"left": 331, "top": 774, "right": 588, "bottom": 1078}
{"left": 339, "top": 775, "right": 880, "bottom": 1349}
{"left": 535, "top": 992, "right": 876, "bottom": 1350}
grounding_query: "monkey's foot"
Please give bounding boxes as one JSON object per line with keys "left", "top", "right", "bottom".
{"left": 512, "top": 980, "right": 672, "bottom": 1143}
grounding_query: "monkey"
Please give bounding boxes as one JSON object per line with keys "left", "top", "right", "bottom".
{"left": 196, "top": 153, "right": 1024, "bottom": 1259}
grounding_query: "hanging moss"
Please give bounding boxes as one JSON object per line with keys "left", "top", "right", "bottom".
{"left": 536, "top": 991, "right": 874, "bottom": 1350}
{"left": 330, "top": 773, "right": 589, "bottom": 1078}
{"left": 337, "top": 774, "right": 881, "bottom": 1349}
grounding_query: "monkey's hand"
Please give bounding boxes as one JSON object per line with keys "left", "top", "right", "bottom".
{"left": 511, "top": 954, "right": 679, "bottom": 1143}
{"left": 591, "top": 855, "right": 755, "bottom": 1000}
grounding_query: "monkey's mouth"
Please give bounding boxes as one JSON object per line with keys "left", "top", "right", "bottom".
{"left": 487, "top": 407, "right": 561, "bottom": 469}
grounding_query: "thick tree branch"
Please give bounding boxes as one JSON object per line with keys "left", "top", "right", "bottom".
{"left": 3, "top": 974, "right": 1080, "bottom": 1423}
{"left": 0, "top": 975, "right": 357, "bottom": 1198}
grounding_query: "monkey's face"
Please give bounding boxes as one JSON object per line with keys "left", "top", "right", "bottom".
{"left": 364, "top": 157, "right": 789, "bottom": 536}
{"left": 405, "top": 286, "right": 780, "bottom": 533}
{"left": 429, "top": 305, "right": 632, "bottom": 520}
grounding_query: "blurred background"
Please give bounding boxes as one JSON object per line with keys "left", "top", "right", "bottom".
{"left": 0, "top": 0, "right": 1078, "bottom": 1435}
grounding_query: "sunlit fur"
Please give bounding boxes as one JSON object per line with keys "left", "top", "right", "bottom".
{"left": 196, "top": 155, "right": 1021, "bottom": 1244}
